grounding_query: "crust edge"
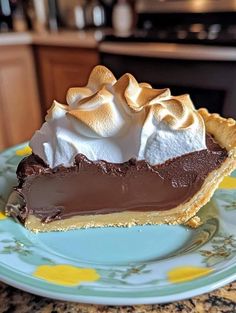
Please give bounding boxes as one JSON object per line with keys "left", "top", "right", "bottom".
{"left": 198, "top": 108, "right": 236, "bottom": 152}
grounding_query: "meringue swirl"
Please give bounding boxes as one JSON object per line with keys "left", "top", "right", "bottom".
{"left": 30, "top": 65, "right": 206, "bottom": 168}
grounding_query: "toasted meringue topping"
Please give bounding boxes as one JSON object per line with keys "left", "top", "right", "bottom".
{"left": 30, "top": 65, "right": 206, "bottom": 168}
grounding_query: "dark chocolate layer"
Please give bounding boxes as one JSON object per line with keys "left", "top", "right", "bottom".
{"left": 15, "top": 135, "right": 227, "bottom": 223}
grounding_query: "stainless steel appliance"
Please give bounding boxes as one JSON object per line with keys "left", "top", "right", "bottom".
{"left": 99, "top": 0, "right": 236, "bottom": 118}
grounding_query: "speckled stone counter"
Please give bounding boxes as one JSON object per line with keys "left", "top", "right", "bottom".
{"left": 0, "top": 281, "right": 235, "bottom": 313}
{"left": 0, "top": 31, "right": 99, "bottom": 48}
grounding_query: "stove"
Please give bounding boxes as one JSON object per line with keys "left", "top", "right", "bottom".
{"left": 104, "top": 11, "right": 236, "bottom": 46}
{"left": 138, "top": 11, "right": 236, "bottom": 46}
{"left": 99, "top": 3, "right": 236, "bottom": 118}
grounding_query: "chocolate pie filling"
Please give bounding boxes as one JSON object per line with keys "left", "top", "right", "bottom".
{"left": 13, "top": 135, "right": 227, "bottom": 223}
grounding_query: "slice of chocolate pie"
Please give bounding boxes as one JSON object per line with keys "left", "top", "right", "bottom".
{"left": 5, "top": 66, "right": 236, "bottom": 232}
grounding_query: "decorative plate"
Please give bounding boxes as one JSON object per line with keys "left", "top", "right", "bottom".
{"left": 0, "top": 143, "right": 236, "bottom": 305}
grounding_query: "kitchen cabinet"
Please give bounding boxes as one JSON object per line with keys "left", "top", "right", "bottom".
{"left": 0, "top": 45, "right": 42, "bottom": 151}
{"left": 35, "top": 46, "right": 99, "bottom": 113}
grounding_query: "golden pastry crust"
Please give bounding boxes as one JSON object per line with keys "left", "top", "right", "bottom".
{"left": 198, "top": 108, "right": 236, "bottom": 152}
{"left": 23, "top": 109, "right": 236, "bottom": 232}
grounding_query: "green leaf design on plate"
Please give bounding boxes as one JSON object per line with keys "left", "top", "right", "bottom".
{"left": 223, "top": 201, "right": 236, "bottom": 211}
{"left": 214, "top": 190, "right": 236, "bottom": 212}
{"left": 200, "top": 233, "right": 236, "bottom": 267}
{"left": 121, "top": 264, "right": 151, "bottom": 279}
{"left": 0, "top": 239, "right": 32, "bottom": 256}
{"left": 94, "top": 264, "right": 152, "bottom": 286}
{"left": 19, "top": 254, "right": 56, "bottom": 266}
{"left": 0, "top": 236, "right": 55, "bottom": 266}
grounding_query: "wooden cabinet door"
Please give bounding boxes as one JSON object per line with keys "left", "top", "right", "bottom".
{"left": 0, "top": 111, "right": 6, "bottom": 151}
{"left": 0, "top": 45, "right": 42, "bottom": 151}
{"left": 35, "top": 46, "right": 99, "bottom": 113}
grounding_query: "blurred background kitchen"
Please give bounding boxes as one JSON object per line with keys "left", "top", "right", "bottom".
{"left": 1, "top": 0, "right": 236, "bottom": 151}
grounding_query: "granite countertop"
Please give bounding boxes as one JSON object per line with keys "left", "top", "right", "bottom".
{"left": 0, "top": 31, "right": 100, "bottom": 48}
{"left": 0, "top": 281, "right": 235, "bottom": 313}
{"left": 99, "top": 42, "right": 236, "bottom": 61}
{"left": 2, "top": 31, "right": 236, "bottom": 61}
{"left": 0, "top": 32, "right": 32, "bottom": 45}
{"left": 32, "top": 30, "right": 101, "bottom": 48}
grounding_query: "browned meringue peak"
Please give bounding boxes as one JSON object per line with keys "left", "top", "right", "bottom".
{"left": 112, "top": 72, "right": 201, "bottom": 130}
{"left": 151, "top": 94, "right": 200, "bottom": 130}
{"left": 68, "top": 86, "right": 131, "bottom": 138}
{"left": 45, "top": 101, "right": 69, "bottom": 121}
{"left": 66, "top": 65, "right": 116, "bottom": 108}
{"left": 113, "top": 72, "right": 171, "bottom": 112}
{"left": 66, "top": 65, "right": 202, "bottom": 134}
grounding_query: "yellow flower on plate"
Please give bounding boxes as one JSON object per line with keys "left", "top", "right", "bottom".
{"left": 219, "top": 176, "right": 236, "bottom": 189}
{"left": 15, "top": 146, "right": 32, "bottom": 157}
{"left": 0, "top": 212, "right": 6, "bottom": 220}
{"left": 33, "top": 264, "right": 100, "bottom": 286}
{"left": 167, "top": 266, "right": 212, "bottom": 284}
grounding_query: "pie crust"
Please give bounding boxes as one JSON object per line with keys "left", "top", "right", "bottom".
{"left": 21, "top": 109, "right": 236, "bottom": 232}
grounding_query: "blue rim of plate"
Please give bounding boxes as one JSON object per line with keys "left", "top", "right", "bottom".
{"left": 0, "top": 143, "right": 236, "bottom": 305}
